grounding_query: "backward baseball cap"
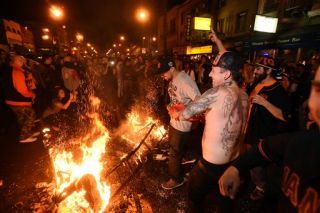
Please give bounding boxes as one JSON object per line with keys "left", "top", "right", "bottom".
{"left": 253, "top": 55, "right": 277, "bottom": 70}
{"left": 154, "top": 56, "right": 175, "bottom": 75}
{"left": 212, "top": 51, "right": 242, "bottom": 73}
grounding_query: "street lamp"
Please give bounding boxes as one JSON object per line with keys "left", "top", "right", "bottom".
{"left": 76, "top": 33, "right": 84, "bottom": 43}
{"left": 120, "top": 35, "right": 125, "bottom": 41}
{"left": 49, "top": 5, "right": 64, "bottom": 20}
{"left": 136, "top": 7, "right": 150, "bottom": 23}
{"left": 42, "top": 35, "right": 50, "bottom": 40}
{"left": 152, "top": 36, "right": 156, "bottom": 42}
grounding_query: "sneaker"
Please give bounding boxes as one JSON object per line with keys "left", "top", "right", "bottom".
{"left": 19, "top": 136, "right": 38, "bottom": 143}
{"left": 181, "top": 157, "right": 197, "bottom": 165}
{"left": 250, "top": 186, "right": 265, "bottom": 200}
{"left": 161, "top": 178, "right": 186, "bottom": 190}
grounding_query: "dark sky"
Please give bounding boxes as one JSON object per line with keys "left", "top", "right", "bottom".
{"left": 0, "top": 0, "right": 182, "bottom": 50}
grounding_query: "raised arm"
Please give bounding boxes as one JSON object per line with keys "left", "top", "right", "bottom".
{"left": 54, "top": 93, "right": 75, "bottom": 110}
{"left": 209, "top": 29, "right": 227, "bottom": 53}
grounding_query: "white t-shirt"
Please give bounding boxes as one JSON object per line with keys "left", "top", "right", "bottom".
{"left": 168, "top": 71, "right": 201, "bottom": 132}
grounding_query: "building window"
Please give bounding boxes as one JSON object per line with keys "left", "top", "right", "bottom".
{"left": 225, "top": 15, "right": 233, "bottom": 34}
{"left": 218, "top": 0, "right": 226, "bottom": 9}
{"left": 287, "top": 0, "right": 299, "bottom": 9}
{"left": 6, "top": 26, "right": 12, "bottom": 32}
{"left": 12, "top": 28, "right": 17, "bottom": 33}
{"left": 217, "top": 18, "right": 225, "bottom": 33}
{"left": 170, "top": 18, "right": 176, "bottom": 33}
{"left": 264, "top": 0, "right": 279, "bottom": 14}
{"left": 181, "top": 13, "right": 184, "bottom": 25}
{"left": 236, "top": 11, "right": 248, "bottom": 33}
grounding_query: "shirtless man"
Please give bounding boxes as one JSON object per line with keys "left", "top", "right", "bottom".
{"left": 170, "top": 32, "right": 248, "bottom": 212}
{"left": 218, "top": 65, "right": 320, "bottom": 213}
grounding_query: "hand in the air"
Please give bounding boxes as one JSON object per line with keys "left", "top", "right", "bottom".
{"left": 208, "top": 29, "right": 219, "bottom": 43}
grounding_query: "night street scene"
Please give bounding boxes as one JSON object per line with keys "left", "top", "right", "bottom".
{"left": 0, "top": 0, "right": 320, "bottom": 212}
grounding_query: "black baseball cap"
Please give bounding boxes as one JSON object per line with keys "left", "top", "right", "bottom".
{"left": 154, "top": 56, "right": 175, "bottom": 75}
{"left": 212, "top": 51, "right": 242, "bottom": 73}
{"left": 251, "top": 55, "right": 277, "bottom": 70}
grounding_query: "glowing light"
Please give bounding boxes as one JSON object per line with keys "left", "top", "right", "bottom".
{"left": 42, "top": 35, "right": 50, "bottom": 40}
{"left": 42, "top": 28, "right": 50, "bottom": 33}
{"left": 254, "top": 15, "right": 278, "bottom": 33}
{"left": 50, "top": 5, "right": 64, "bottom": 20}
{"left": 76, "top": 33, "right": 84, "bottom": 42}
{"left": 136, "top": 8, "right": 150, "bottom": 23}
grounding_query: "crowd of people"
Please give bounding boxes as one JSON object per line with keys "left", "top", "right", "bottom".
{"left": 155, "top": 30, "right": 319, "bottom": 213}
{"left": 0, "top": 28, "right": 319, "bottom": 212}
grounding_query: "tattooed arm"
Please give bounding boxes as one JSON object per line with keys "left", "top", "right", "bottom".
{"left": 178, "top": 88, "right": 219, "bottom": 120}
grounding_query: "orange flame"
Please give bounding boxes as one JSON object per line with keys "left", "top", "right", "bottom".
{"left": 48, "top": 99, "right": 167, "bottom": 212}
{"left": 117, "top": 109, "right": 167, "bottom": 157}
{"left": 49, "top": 97, "right": 111, "bottom": 212}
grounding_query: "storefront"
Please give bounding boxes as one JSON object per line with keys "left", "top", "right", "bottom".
{"left": 244, "top": 24, "right": 320, "bottom": 62}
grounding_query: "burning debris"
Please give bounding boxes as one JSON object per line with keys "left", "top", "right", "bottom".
{"left": 41, "top": 97, "right": 167, "bottom": 212}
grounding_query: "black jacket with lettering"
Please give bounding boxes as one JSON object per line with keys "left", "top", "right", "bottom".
{"left": 234, "top": 129, "right": 320, "bottom": 213}
{"left": 245, "top": 82, "right": 292, "bottom": 145}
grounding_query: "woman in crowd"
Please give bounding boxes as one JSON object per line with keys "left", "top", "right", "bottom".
{"left": 41, "top": 86, "right": 75, "bottom": 131}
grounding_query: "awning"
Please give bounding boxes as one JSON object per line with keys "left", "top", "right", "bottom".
{"left": 245, "top": 24, "right": 320, "bottom": 50}
{"left": 275, "top": 24, "right": 320, "bottom": 48}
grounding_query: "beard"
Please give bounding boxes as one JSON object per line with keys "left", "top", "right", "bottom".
{"left": 253, "top": 71, "right": 267, "bottom": 83}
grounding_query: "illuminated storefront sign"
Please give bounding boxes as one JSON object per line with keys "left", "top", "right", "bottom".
{"left": 186, "top": 45, "right": 212, "bottom": 55}
{"left": 194, "top": 17, "right": 211, "bottom": 31}
{"left": 254, "top": 15, "right": 278, "bottom": 33}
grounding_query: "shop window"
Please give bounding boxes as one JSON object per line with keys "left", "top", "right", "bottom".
{"left": 236, "top": 11, "right": 247, "bottom": 33}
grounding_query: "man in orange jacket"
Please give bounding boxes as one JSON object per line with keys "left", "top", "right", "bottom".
{"left": 3, "top": 55, "right": 38, "bottom": 143}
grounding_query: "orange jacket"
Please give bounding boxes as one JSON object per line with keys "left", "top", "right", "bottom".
{"left": 5, "top": 65, "right": 36, "bottom": 106}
